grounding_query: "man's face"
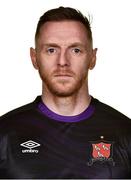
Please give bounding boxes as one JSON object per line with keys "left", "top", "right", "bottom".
{"left": 31, "top": 21, "right": 97, "bottom": 97}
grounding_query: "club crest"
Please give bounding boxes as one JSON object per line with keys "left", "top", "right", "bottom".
{"left": 87, "top": 138, "right": 115, "bottom": 166}
{"left": 92, "top": 142, "right": 111, "bottom": 158}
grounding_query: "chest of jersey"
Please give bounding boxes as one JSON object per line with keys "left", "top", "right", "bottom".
{"left": 0, "top": 117, "right": 130, "bottom": 179}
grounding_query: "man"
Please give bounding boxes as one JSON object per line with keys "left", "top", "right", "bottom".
{"left": 0, "top": 6, "right": 131, "bottom": 179}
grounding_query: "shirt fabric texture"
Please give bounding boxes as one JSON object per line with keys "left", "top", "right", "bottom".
{"left": 0, "top": 96, "right": 131, "bottom": 179}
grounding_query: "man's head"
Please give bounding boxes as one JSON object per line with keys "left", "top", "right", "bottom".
{"left": 30, "top": 7, "right": 97, "bottom": 97}
{"left": 35, "top": 6, "right": 93, "bottom": 46}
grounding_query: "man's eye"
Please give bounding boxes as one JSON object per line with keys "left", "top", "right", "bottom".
{"left": 72, "top": 48, "right": 81, "bottom": 54}
{"left": 47, "top": 48, "right": 56, "bottom": 54}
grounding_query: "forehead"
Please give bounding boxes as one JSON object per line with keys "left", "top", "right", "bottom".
{"left": 37, "top": 21, "right": 90, "bottom": 46}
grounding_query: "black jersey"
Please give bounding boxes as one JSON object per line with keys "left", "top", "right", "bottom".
{"left": 0, "top": 96, "right": 131, "bottom": 179}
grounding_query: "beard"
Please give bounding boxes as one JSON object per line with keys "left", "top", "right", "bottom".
{"left": 38, "top": 68, "right": 88, "bottom": 97}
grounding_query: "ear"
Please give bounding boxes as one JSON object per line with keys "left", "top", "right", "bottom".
{"left": 89, "top": 48, "right": 97, "bottom": 70}
{"left": 30, "top": 47, "right": 38, "bottom": 69}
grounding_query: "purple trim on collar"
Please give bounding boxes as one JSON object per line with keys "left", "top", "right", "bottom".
{"left": 37, "top": 99, "right": 95, "bottom": 123}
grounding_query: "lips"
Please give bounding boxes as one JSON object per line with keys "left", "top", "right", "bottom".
{"left": 53, "top": 70, "right": 74, "bottom": 78}
{"left": 54, "top": 74, "right": 72, "bottom": 77}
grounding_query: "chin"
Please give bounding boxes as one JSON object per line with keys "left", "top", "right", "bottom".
{"left": 48, "top": 83, "right": 80, "bottom": 97}
{"left": 43, "top": 78, "right": 84, "bottom": 97}
{"left": 51, "top": 90, "right": 75, "bottom": 97}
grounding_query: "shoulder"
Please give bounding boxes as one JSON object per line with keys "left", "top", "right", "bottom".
{"left": 0, "top": 96, "right": 41, "bottom": 128}
{"left": 92, "top": 97, "right": 130, "bottom": 122}
{"left": 1, "top": 101, "right": 34, "bottom": 120}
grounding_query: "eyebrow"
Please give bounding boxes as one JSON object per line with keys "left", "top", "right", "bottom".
{"left": 41, "top": 42, "right": 87, "bottom": 49}
{"left": 42, "top": 43, "right": 59, "bottom": 48}
{"left": 68, "top": 43, "right": 87, "bottom": 49}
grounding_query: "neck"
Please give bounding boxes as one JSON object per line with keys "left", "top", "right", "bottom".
{"left": 41, "top": 84, "right": 91, "bottom": 116}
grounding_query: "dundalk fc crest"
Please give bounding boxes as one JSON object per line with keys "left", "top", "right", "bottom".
{"left": 87, "top": 136, "right": 115, "bottom": 166}
{"left": 92, "top": 142, "right": 111, "bottom": 158}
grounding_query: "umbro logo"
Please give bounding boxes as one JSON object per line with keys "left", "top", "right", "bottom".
{"left": 20, "top": 140, "right": 40, "bottom": 153}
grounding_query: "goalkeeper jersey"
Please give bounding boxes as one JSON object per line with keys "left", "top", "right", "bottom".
{"left": 0, "top": 96, "right": 131, "bottom": 179}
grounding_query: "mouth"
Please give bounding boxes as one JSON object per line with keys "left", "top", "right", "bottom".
{"left": 53, "top": 74, "right": 73, "bottom": 81}
{"left": 54, "top": 74, "right": 72, "bottom": 77}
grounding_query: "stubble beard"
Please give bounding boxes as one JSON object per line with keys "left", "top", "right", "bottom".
{"left": 39, "top": 70, "right": 88, "bottom": 97}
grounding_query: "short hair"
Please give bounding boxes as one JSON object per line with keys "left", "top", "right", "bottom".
{"left": 35, "top": 6, "right": 92, "bottom": 44}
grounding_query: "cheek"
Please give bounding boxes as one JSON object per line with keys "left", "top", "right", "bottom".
{"left": 37, "top": 54, "right": 50, "bottom": 68}
{"left": 37, "top": 59, "right": 56, "bottom": 76}
{"left": 73, "top": 59, "right": 89, "bottom": 73}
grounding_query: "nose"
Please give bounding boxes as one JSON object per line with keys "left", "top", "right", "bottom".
{"left": 57, "top": 49, "right": 70, "bottom": 67}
